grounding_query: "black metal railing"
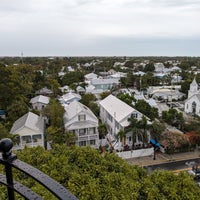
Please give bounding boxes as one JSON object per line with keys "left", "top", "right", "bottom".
{"left": 0, "top": 138, "right": 78, "bottom": 200}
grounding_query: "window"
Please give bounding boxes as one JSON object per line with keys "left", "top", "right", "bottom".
{"left": 79, "top": 129, "right": 87, "bottom": 136}
{"left": 32, "top": 134, "right": 42, "bottom": 142}
{"left": 89, "top": 127, "right": 96, "bottom": 134}
{"left": 115, "top": 121, "right": 119, "bottom": 129}
{"left": 79, "top": 141, "right": 86, "bottom": 146}
{"left": 107, "top": 113, "right": 113, "bottom": 122}
{"left": 90, "top": 140, "right": 95, "bottom": 145}
{"left": 78, "top": 114, "right": 86, "bottom": 121}
{"left": 131, "top": 112, "right": 138, "bottom": 119}
{"left": 22, "top": 135, "right": 32, "bottom": 144}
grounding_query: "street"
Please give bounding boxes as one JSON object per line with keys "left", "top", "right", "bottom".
{"left": 143, "top": 157, "right": 200, "bottom": 173}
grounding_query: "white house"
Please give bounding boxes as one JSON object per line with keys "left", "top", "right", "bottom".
{"left": 63, "top": 101, "right": 99, "bottom": 148}
{"left": 185, "top": 78, "right": 200, "bottom": 116}
{"left": 91, "top": 78, "right": 120, "bottom": 91}
{"left": 59, "top": 92, "right": 81, "bottom": 105}
{"left": 76, "top": 86, "right": 85, "bottom": 95}
{"left": 154, "top": 63, "right": 165, "bottom": 73}
{"left": 84, "top": 72, "right": 98, "bottom": 82}
{"left": 99, "top": 94, "right": 150, "bottom": 147}
{"left": 35, "top": 87, "right": 53, "bottom": 96}
{"left": 10, "top": 112, "right": 45, "bottom": 150}
{"left": 30, "top": 95, "right": 50, "bottom": 111}
{"left": 151, "top": 89, "right": 185, "bottom": 101}
{"left": 59, "top": 85, "right": 72, "bottom": 93}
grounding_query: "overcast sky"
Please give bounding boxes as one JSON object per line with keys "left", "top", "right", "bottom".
{"left": 1, "top": 0, "right": 200, "bottom": 56}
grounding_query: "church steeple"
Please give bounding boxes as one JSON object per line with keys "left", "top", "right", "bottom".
{"left": 188, "top": 78, "right": 199, "bottom": 98}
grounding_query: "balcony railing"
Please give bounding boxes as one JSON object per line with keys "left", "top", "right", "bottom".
{"left": 0, "top": 138, "right": 78, "bottom": 200}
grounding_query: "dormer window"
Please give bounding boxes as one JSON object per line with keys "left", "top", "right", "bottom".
{"left": 131, "top": 112, "right": 138, "bottom": 119}
{"left": 78, "top": 114, "right": 86, "bottom": 121}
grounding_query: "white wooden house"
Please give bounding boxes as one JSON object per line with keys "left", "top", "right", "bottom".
{"left": 10, "top": 112, "right": 45, "bottom": 150}
{"left": 30, "top": 95, "right": 50, "bottom": 111}
{"left": 63, "top": 101, "right": 99, "bottom": 148}
{"left": 99, "top": 94, "right": 150, "bottom": 147}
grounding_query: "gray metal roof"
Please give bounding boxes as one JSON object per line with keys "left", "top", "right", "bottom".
{"left": 30, "top": 95, "right": 50, "bottom": 104}
{"left": 64, "top": 101, "right": 97, "bottom": 122}
{"left": 10, "top": 112, "right": 44, "bottom": 134}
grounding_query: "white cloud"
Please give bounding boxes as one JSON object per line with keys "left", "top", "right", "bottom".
{"left": 0, "top": 0, "right": 200, "bottom": 56}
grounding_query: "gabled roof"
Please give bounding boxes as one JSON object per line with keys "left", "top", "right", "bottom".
{"left": 99, "top": 94, "right": 139, "bottom": 123}
{"left": 84, "top": 72, "right": 98, "bottom": 79}
{"left": 190, "top": 78, "right": 198, "bottom": 87}
{"left": 61, "top": 92, "right": 81, "bottom": 102}
{"left": 64, "top": 101, "right": 97, "bottom": 122}
{"left": 36, "top": 87, "right": 53, "bottom": 95}
{"left": 76, "top": 86, "right": 85, "bottom": 92}
{"left": 185, "top": 93, "right": 200, "bottom": 102}
{"left": 10, "top": 112, "right": 44, "bottom": 134}
{"left": 91, "top": 78, "right": 119, "bottom": 85}
{"left": 30, "top": 95, "right": 50, "bottom": 104}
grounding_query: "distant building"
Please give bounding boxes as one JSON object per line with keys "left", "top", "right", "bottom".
{"left": 154, "top": 63, "right": 165, "bottom": 73}
{"left": 30, "top": 95, "right": 50, "bottom": 111}
{"left": 84, "top": 73, "right": 98, "bottom": 83}
{"left": 59, "top": 85, "right": 70, "bottom": 93}
{"left": 76, "top": 86, "right": 85, "bottom": 95}
{"left": 59, "top": 92, "right": 81, "bottom": 105}
{"left": 185, "top": 78, "right": 200, "bottom": 116}
{"left": 36, "top": 87, "right": 53, "bottom": 96}
{"left": 91, "top": 78, "right": 119, "bottom": 91}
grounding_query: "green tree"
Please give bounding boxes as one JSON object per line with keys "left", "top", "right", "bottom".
{"left": 127, "top": 117, "right": 140, "bottom": 149}
{"left": 0, "top": 123, "right": 9, "bottom": 139}
{"left": 162, "top": 108, "right": 184, "bottom": 130}
{"left": 117, "top": 93, "right": 135, "bottom": 106}
{"left": 98, "top": 123, "right": 107, "bottom": 139}
{"left": 137, "top": 116, "right": 149, "bottom": 146}
{"left": 140, "top": 170, "right": 200, "bottom": 199}
{"left": 4, "top": 144, "right": 199, "bottom": 200}
{"left": 61, "top": 71, "right": 84, "bottom": 86}
{"left": 80, "top": 93, "right": 96, "bottom": 107}
{"left": 143, "top": 62, "right": 155, "bottom": 72}
{"left": 43, "top": 99, "right": 65, "bottom": 128}
{"left": 150, "top": 120, "right": 166, "bottom": 141}
{"left": 100, "top": 91, "right": 111, "bottom": 100}
{"left": 63, "top": 131, "right": 77, "bottom": 146}
{"left": 134, "top": 100, "right": 158, "bottom": 120}
{"left": 6, "top": 97, "right": 29, "bottom": 124}
{"left": 117, "top": 130, "right": 126, "bottom": 146}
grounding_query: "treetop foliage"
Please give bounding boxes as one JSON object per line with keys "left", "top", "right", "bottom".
{"left": 0, "top": 145, "right": 199, "bottom": 199}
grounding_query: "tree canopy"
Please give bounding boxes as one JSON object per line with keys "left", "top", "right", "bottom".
{"left": 0, "top": 145, "right": 199, "bottom": 200}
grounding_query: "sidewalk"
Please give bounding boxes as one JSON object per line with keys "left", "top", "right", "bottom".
{"left": 126, "top": 150, "right": 200, "bottom": 166}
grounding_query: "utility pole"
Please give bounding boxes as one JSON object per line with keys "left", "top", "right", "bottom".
{"left": 21, "top": 52, "right": 24, "bottom": 64}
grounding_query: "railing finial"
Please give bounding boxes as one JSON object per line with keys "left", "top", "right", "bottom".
{"left": 0, "top": 138, "right": 13, "bottom": 159}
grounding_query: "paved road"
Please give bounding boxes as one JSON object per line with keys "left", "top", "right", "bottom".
{"left": 126, "top": 150, "right": 200, "bottom": 174}
{"left": 143, "top": 157, "right": 200, "bottom": 173}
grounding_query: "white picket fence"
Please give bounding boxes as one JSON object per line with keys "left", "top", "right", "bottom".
{"left": 116, "top": 147, "right": 154, "bottom": 159}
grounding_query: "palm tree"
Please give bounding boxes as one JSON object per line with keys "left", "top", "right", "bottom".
{"left": 127, "top": 116, "right": 140, "bottom": 149}
{"left": 137, "top": 116, "right": 150, "bottom": 147}
{"left": 63, "top": 131, "right": 77, "bottom": 146}
{"left": 117, "top": 130, "right": 126, "bottom": 147}
{"left": 98, "top": 123, "right": 107, "bottom": 139}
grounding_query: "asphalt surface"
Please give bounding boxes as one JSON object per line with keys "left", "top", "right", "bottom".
{"left": 126, "top": 150, "right": 200, "bottom": 172}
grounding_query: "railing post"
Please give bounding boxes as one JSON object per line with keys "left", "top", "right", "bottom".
{"left": 0, "top": 138, "right": 17, "bottom": 200}
{"left": 0, "top": 138, "right": 78, "bottom": 200}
